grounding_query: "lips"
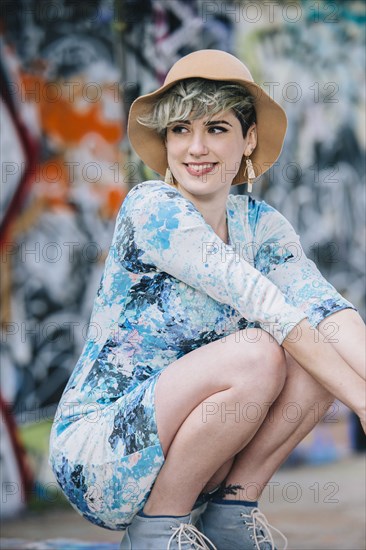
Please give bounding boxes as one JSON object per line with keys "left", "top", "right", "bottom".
{"left": 185, "top": 163, "right": 218, "bottom": 176}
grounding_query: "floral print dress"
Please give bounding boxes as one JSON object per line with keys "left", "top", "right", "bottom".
{"left": 49, "top": 181, "right": 355, "bottom": 530}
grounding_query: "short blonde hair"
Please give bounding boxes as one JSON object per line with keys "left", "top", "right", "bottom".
{"left": 137, "top": 78, "right": 256, "bottom": 138}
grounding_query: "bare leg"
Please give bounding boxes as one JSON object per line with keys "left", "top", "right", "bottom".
{"left": 143, "top": 329, "right": 286, "bottom": 516}
{"left": 218, "top": 352, "right": 333, "bottom": 501}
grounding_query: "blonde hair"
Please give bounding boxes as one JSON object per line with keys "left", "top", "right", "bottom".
{"left": 137, "top": 78, "right": 256, "bottom": 138}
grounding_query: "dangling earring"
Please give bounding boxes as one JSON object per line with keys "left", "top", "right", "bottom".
{"left": 246, "top": 157, "right": 255, "bottom": 193}
{"left": 164, "top": 167, "right": 174, "bottom": 186}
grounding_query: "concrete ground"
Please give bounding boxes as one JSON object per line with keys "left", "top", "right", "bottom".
{"left": 1, "top": 454, "right": 365, "bottom": 550}
{"left": 260, "top": 453, "right": 366, "bottom": 550}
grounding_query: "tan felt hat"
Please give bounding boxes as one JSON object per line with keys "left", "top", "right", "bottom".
{"left": 127, "top": 49, "right": 287, "bottom": 185}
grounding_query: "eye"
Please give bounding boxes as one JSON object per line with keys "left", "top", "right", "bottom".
{"left": 207, "top": 125, "right": 228, "bottom": 134}
{"left": 169, "top": 124, "right": 189, "bottom": 134}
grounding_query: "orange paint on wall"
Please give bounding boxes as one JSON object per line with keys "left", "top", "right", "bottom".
{"left": 20, "top": 72, "right": 123, "bottom": 145}
{"left": 41, "top": 99, "right": 122, "bottom": 144}
{"left": 18, "top": 71, "right": 128, "bottom": 220}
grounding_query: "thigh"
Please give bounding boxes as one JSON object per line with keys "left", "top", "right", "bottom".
{"left": 155, "top": 328, "right": 285, "bottom": 456}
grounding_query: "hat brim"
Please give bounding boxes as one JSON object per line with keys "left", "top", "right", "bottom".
{"left": 127, "top": 51, "right": 287, "bottom": 185}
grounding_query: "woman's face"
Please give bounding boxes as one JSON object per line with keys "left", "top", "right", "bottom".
{"left": 166, "top": 109, "right": 256, "bottom": 199}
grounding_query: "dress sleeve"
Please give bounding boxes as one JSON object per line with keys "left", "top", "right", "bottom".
{"left": 252, "top": 200, "right": 356, "bottom": 328}
{"left": 112, "top": 181, "right": 308, "bottom": 344}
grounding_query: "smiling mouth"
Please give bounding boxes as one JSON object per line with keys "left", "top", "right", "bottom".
{"left": 185, "top": 163, "right": 218, "bottom": 176}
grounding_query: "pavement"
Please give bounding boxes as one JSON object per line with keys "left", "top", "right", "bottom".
{"left": 1, "top": 453, "right": 365, "bottom": 550}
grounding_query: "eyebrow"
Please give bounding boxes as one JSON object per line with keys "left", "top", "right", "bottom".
{"left": 205, "top": 120, "right": 233, "bottom": 127}
{"left": 177, "top": 119, "right": 233, "bottom": 127}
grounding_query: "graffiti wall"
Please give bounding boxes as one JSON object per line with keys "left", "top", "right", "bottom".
{"left": 232, "top": 0, "right": 365, "bottom": 316}
{"left": 1, "top": 0, "right": 128, "bottom": 512}
{"left": 1, "top": 0, "right": 236, "bottom": 418}
{"left": 1, "top": 0, "right": 127, "bottom": 417}
{"left": 1, "top": 0, "right": 365, "bottom": 516}
{"left": 0, "top": 0, "right": 235, "bottom": 512}
{"left": 117, "top": 0, "right": 235, "bottom": 180}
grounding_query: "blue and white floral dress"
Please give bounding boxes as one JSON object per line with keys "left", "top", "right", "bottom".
{"left": 49, "top": 180, "right": 354, "bottom": 530}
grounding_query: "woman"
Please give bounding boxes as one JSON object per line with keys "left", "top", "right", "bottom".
{"left": 49, "top": 50, "right": 365, "bottom": 550}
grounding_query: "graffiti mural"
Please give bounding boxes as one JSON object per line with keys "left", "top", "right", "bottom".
{"left": 116, "top": 0, "right": 235, "bottom": 180}
{"left": 1, "top": 0, "right": 127, "bottom": 446}
{"left": 1, "top": 0, "right": 234, "bottom": 418}
{"left": 232, "top": 0, "right": 365, "bottom": 317}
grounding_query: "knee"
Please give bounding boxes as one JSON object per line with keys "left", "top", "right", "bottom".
{"left": 226, "top": 330, "right": 287, "bottom": 399}
{"left": 253, "top": 337, "right": 287, "bottom": 397}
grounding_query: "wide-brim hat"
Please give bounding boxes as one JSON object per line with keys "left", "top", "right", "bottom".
{"left": 128, "top": 49, "right": 287, "bottom": 185}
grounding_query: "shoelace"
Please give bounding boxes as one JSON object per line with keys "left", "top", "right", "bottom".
{"left": 167, "top": 522, "right": 217, "bottom": 550}
{"left": 241, "top": 508, "right": 288, "bottom": 550}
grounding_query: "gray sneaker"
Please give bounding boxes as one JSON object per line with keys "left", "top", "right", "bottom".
{"left": 120, "top": 512, "right": 217, "bottom": 549}
{"left": 199, "top": 502, "right": 288, "bottom": 550}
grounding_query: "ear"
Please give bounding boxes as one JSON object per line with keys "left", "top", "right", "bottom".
{"left": 244, "top": 123, "right": 257, "bottom": 156}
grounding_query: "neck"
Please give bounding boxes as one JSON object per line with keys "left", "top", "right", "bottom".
{"left": 175, "top": 184, "right": 230, "bottom": 244}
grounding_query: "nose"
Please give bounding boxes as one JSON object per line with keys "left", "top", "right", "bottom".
{"left": 188, "top": 131, "right": 208, "bottom": 157}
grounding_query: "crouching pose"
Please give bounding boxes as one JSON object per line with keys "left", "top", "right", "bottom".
{"left": 49, "top": 50, "right": 366, "bottom": 549}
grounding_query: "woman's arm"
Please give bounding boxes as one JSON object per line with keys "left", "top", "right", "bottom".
{"left": 318, "top": 308, "right": 366, "bottom": 380}
{"left": 251, "top": 199, "right": 357, "bottom": 332}
{"left": 251, "top": 200, "right": 365, "bottom": 427}
{"left": 283, "top": 316, "right": 366, "bottom": 432}
{"left": 114, "top": 182, "right": 307, "bottom": 344}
